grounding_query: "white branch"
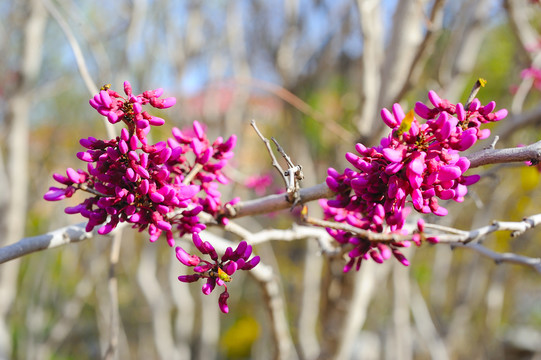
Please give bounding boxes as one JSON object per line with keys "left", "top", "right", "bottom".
{"left": 0, "top": 222, "right": 93, "bottom": 264}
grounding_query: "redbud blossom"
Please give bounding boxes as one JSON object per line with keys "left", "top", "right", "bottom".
{"left": 45, "top": 82, "right": 237, "bottom": 245}
{"left": 45, "top": 82, "right": 248, "bottom": 314}
{"left": 177, "top": 235, "right": 260, "bottom": 313}
{"left": 322, "top": 90, "right": 507, "bottom": 269}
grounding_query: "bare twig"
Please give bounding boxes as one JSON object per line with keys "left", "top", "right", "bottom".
{"left": 271, "top": 137, "right": 296, "bottom": 169}
{"left": 487, "top": 136, "right": 499, "bottom": 150}
{"left": 304, "top": 209, "right": 541, "bottom": 246}
{"left": 424, "top": 213, "right": 541, "bottom": 240}
{"left": 303, "top": 209, "right": 541, "bottom": 273}
{"left": 270, "top": 136, "right": 304, "bottom": 205}
{"left": 453, "top": 242, "right": 541, "bottom": 273}
{"left": 251, "top": 120, "right": 287, "bottom": 185}
{"left": 303, "top": 213, "right": 413, "bottom": 243}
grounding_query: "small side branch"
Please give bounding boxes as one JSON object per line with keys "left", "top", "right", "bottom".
{"left": 304, "top": 210, "right": 541, "bottom": 245}
{"left": 251, "top": 120, "right": 287, "bottom": 184}
{"left": 251, "top": 120, "right": 304, "bottom": 206}
{"left": 304, "top": 210, "right": 541, "bottom": 273}
{"left": 453, "top": 243, "right": 541, "bottom": 274}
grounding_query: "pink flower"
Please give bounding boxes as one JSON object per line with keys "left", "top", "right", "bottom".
{"left": 45, "top": 83, "right": 238, "bottom": 247}
{"left": 322, "top": 90, "right": 507, "bottom": 268}
{"left": 177, "top": 235, "right": 260, "bottom": 313}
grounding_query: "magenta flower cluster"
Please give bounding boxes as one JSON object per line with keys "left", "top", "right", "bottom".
{"left": 177, "top": 234, "right": 260, "bottom": 313}
{"left": 321, "top": 90, "right": 508, "bottom": 271}
{"left": 45, "top": 82, "right": 235, "bottom": 245}
{"left": 44, "top": 82, "right": 253, "bottom": 312}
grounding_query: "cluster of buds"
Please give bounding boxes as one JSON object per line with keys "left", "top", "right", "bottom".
{"left": 89, "top": 82, "right": 175, "bottom": 144}
{"left": 321, "top": 89, "right": 508, "bottom": 271}
{"left": 44, "top": 82, "right": 254, "bottom": 312}
{"left": 176, "top": 234, "right": 260, "bottom": 313}
{"left": 168, "top": 121, "right": 236, "bottom": 218}
{"left": 44, "top": 82, "right": 237, "bottom": 246}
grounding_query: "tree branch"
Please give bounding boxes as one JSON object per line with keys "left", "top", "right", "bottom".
{"left": 0, "top": 222, "right": 93, "bottom": 264}
{"left": 3, "top": 138, "right": 541, "bottom": 265}
{"left": 224, "top": 182, "right": 334, "bottom": 219}
{"left": 453, "top": 242, "right": 541, "bottom": 274}
{"left": 466, "top": 140, "right": 541, "bottom": 168}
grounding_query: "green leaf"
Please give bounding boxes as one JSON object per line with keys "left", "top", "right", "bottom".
{"left": 397, "top": 110, "right": 415, "bottom": 135}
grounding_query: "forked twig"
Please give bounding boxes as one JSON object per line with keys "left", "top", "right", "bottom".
{"left": 250, "top": 120, "right": 287, "bottom": 184}
{"left": 251, "top": 120, "right": 304, "bottom": 206}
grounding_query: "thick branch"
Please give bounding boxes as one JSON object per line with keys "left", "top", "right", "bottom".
{"left": 466, "top": 140, "right": 541, "bottom": 168}
{"left": 225, "top": 182, "right": 334, "bottom": 219}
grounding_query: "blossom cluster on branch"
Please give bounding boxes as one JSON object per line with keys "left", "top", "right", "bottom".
{"left": 176, "top": 234, "right": 260, "bottom": 313}
{"left": 321, "top": 88, "right": 508, "bottom": 271}
{"left": 43, "top": 80, "right": 513, "bottom": 311}
{"left": 44, "top": 82, "right": 247, "bottom": 312}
